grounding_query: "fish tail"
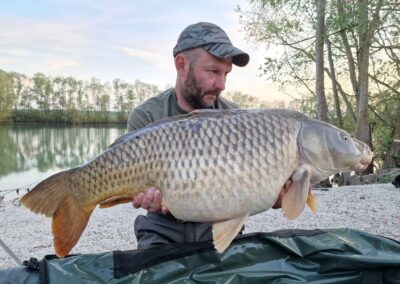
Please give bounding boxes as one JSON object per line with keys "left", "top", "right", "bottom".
{"left": 21, "top": 169, "right": 95, "bottom": 257}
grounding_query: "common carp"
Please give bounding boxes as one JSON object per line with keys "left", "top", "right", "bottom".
{"left": 21, "top": 109, "right": 372, "bottom": 257}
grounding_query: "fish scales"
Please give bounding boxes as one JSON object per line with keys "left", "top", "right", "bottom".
{"left": 21, "top": 108, "right": 373, "bottom": 257}
{"left": 69, "top": 110, "right": 299, "bottom": 221}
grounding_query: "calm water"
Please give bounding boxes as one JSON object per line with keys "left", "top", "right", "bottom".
{"left": 0, "top": 124, "right": 126, "bottom": 200}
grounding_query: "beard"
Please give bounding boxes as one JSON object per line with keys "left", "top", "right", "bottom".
{"left": 182, "top": 68, "right": 221, "bottom": 109}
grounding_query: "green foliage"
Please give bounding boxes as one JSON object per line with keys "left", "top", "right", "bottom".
{"left": 372, "top": 124, "right": 393, "bottom": 167}
{"left": 0, "top": 69, "right": 14, "bottom": 123}
{"left": 289, "top": 95, "right": 318, "bottom": 119}
{"left": 238, "top": 0, "right": 400, "bottom": 169}
{"left": 3, "top": 71, "right": 270, "bottom": 125}
{"left": 10, "top": 109, "right": 128, "bottom": 125}
{"left": 238, "top": 0, "right": 317, "bottom": 87}
{"left": 224, "top": 91, "right": 269, "bottom": 108}
{"left": 1, "top": 70, "right": 160, "bottom": 124}
{"left": 32, "top": 73, "right": 53, "bottom": 111}
{"left": 369, "top": 89, "right": 400, "bottom": 166}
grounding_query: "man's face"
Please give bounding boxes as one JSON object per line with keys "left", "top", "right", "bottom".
{"left": 182, "top": 49, "right": 232, "bottom": 109}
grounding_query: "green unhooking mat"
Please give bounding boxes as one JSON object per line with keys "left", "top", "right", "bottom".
{"left": 1, "top": 228, "right": 400, "bottom": 283}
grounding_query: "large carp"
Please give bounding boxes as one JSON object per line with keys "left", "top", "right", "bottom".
{"left": 21, "top": 109, "right": 372, "bottom": 257}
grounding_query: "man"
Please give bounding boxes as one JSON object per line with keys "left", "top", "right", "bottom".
{"left": 127, "top": 22, "right": 249, "bottom": 249}
{"left": 128, "top": 22, "right": 284, "bottom": 249}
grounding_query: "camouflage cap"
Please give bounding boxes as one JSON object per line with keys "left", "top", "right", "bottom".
{"left": 173, "top": 22, "right": 250, "bottom": 67}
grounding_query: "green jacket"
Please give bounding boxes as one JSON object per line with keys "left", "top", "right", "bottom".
{"left": 127, "top": 88, "right": 238, "bottom": 132}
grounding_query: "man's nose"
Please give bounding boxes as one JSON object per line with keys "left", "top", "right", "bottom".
{"left": 214, "top": 75, "right": 226, "bottom": 90}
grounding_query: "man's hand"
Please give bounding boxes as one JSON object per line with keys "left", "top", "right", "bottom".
{"left": 272, "top": 179, "right": 313, "bottom": 209}
{"left": 132, "top": 187, "right": 170, "bottom": 214}
{"left": 272, "top": 179, "right": 292, "bottom": 209}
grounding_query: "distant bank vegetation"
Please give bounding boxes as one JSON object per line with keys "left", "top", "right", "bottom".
{"left": 0, "top": 68, "right": 398, "bottom": 169}
{"left": 0, "top": 70, "right": 161, "bottom": 125}
{"left": 0, "top": 70, "right": 284, "bottom": 125}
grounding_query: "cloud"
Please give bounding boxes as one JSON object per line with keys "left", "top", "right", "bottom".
{"left": 121, "top": 47, "right": 164, "bottom": 63}
{"left": 0, "top": 17, "right": 89, "bottom": 55}
{"left": 43, "top": 58, "right": 79, "bottom": 72}
{"left": 0, "top": 16, "right": 91, "bottom": 75}
{"left": 0, "top": 48, "right": 32, "bottom": 57}
{"left": 120, "top": 46, "right": 174, "bottom": 74}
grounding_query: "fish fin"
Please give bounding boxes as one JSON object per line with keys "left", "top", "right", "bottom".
{"left": 109, "top": 109, "right": 242, "bottom": 148}
{"left": 212, "top": 214, "right": 248, "bottom": 253}
{"left": 307, "top": 191, "right": 318, "bottom": 213}
{"left": 282, "top": 165, "right": 311, "bottom": 220}
{"left": 52, "top": 194, "right": 95, "bottom": 257}
{"left": 99, "top": 196, "right": 132, "bottom": 208}
{"left": 21, "top": 169, "right": 77, "bottom": 217}
{"left": 20, "top": 168, "right": 94, "bottom": 257}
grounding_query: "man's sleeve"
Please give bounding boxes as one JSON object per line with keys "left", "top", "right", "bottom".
{"left": 127, "top": 108, "right": 151, "bottom": 132}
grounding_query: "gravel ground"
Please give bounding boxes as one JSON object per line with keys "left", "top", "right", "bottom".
{"left": 1, "top": 183, "right": 399, "bottom": 269}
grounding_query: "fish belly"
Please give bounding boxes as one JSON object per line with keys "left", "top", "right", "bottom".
{"left": 155, "top": 112, "right": 300, "bottom": 221}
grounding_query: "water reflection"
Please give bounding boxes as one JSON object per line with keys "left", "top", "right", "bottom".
{"left": 0, "top": 125, "right": 126, "bottom": 192}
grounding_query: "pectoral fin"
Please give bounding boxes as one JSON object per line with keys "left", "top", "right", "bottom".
{"left": 307, "top": 191, "right": 318, "bottom": 213}
{"left": 282, "top": 164, "right": 311, "bottom": 220}
{"left": 212, "top": 214, "right": 248, "bottom": 253}
{"left": 99, "top": 196, "right": 132, "bottom": 208}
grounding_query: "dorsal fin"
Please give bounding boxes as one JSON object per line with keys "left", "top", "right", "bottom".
{"left": 109, "top": 109, "right": 243, "bottom": 148}
{"left": 148, "top": 109, "right": 240, "bottom": 125}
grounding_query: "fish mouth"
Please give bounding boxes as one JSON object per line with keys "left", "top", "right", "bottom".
{"left": 355, "top": 152, "right": 374, "bottom": 171}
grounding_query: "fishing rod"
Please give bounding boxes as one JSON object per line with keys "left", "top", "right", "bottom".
{"left": 0, "top": 181, "right": 39, "bottom": 200}
{"left": 0, "top": 182, "right": 38, "bottom": 266}
{"left": 0, "top": 238, "right": 22, "bottom": 266}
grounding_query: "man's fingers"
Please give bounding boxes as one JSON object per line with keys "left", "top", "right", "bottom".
{"left": 153, "top": 189, "right": 161, "bottom": 205}
{"left": 148, "top": 190, "right": 162, "bottom": 212}
{"left": 284, "top": 179, "right": 292, "bottom": 193}
{"left": 272, "top": 179, "right": 293, "bottom": 209}
{"left": 132, "top": 187, "right": 166, "bottom": 213}
{"left": 132, "top": 192, "right": 144, "bottom": 209}
{"left": 161, "top": 206, "right": 170, "bottom": 214}
{"left": 160, "top": 199, "right": 170, "bottom": 214}
{"left": 141, "top": 188, "right": 155, "bottom": 209}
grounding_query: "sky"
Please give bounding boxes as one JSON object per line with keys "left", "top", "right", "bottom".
{"left": 0, "top": 0, "right": 292, "bottom": 102}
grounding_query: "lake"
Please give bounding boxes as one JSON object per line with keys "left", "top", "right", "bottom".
{"left": 0, "top": 124, "right": 126, "bottom": 201}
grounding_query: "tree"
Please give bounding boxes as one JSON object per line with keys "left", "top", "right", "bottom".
{"left": 0, "top": 69, "right": 14, "bottom": 123}
{"left": 74, "top": 79, "right": 85, "bottom": 110}
{"left": 131, "top": 79, "right": 159, "bottom": 107}
{"left": 372, "top": 89, "right": 400, "bottom": 168}
{"left": 64, "top": 76, "right": 81, "bottom": 112}
{"left": 354, "top": 0, "right": 384, "bottom": 171}
{"left": 53, "top": 76, "right": 68, "bottom": 110}
{"left": 238, "top": 0, "right": 400, "bottom": 169}
{"left": 113, "top": 78, "right": 131, "bottom": 113}
{"left": 225, "top": 91, "right": 268, "bottom": 108}
{"left": 86, "top": 77, "right": 104, "bottom": 111}
{"left": 382, "top": 117, "right": 400, "bottom": 168}
{"left": 9, "top": 72, "right": 27, "bottom": 110}
{"left": 326, "top": 38, "right": 343, "bottom": 128}
{"left": 99, "top": 83, "right": 111, "bottom": 112}
{"left": 32, "top": 73, "right": 53, "bottom": 112}
{"left": 315, "top": 0, "right": 329, "bottom": 122}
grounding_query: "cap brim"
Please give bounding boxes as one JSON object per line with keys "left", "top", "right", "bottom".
{"left": 203, "top": 43, "right": 250, "bottom": 67}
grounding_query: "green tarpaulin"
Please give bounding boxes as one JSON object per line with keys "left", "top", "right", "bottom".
{"left": 1, "top": 228, "right": 399, "bottom": 283}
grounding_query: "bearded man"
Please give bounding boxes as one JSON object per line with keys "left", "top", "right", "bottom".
{"left": 127, "top": 22, "right": 249, "bottom": 249}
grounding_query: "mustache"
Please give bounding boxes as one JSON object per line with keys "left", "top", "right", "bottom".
{"left": 202, "top": 90, "right": 221, "bottom": 97}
